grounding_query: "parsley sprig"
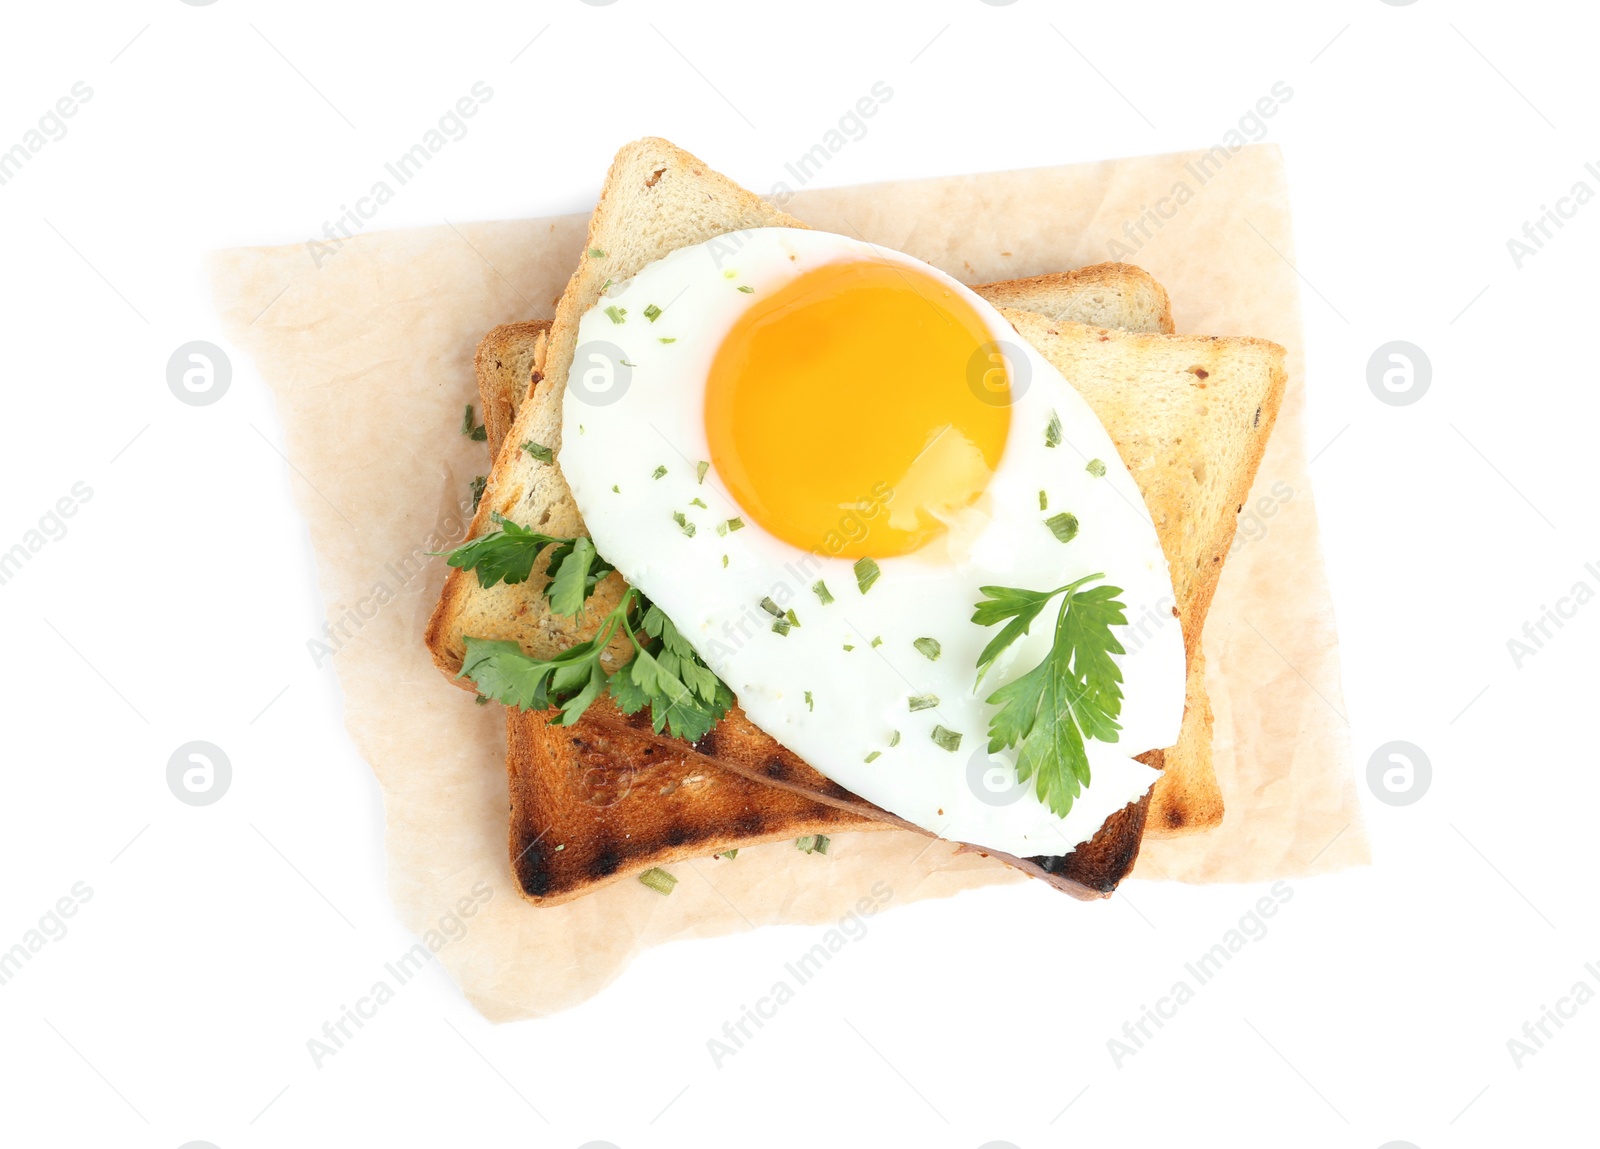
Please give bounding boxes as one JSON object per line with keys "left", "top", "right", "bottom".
{"left": 440, "top": 513, "right": 615, "bottom": 614}
{"left": 972, "top": 573, "right": 1127, "bottom": 817}
{"left": 446, "top": 517, "right": 731, "bottom": 742}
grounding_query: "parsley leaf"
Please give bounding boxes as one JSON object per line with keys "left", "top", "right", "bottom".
{"left": 461, "top": 404, "right": 487, "bottom": 442}
{"left": 523, "top": 440, "right": 555, "bottom": 464}
{"left": 972, "top": 573, "right": 1127, "bottom": 817}
{"left": 441, "top": 516, "right": 613, "bottom": 609}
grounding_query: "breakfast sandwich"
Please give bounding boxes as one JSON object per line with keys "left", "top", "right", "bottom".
{"left": 426, "top": 138, "right": 1286, "bottom": 903}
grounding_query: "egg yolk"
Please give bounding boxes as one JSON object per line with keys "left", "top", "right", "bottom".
{"left": 704, "top": 259, "right": 1010, "bottom": 559}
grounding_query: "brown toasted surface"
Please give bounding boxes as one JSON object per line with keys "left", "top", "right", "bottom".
{"left": 506, "top": 704, "right": 886, "bottom": 906}
{"left": 509, "top": 699, "right": 1161, "bottom": 903}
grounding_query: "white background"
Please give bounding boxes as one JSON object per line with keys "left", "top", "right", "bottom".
{"left": 1, "top": 1, "right": 1596, "bottom": 1147}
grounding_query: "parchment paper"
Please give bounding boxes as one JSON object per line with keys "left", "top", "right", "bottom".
{"left": 210, "top": 144, "right": 1366, "bottom": 1021}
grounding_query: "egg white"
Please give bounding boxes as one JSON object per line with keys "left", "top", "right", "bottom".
{"left": 560, "top": 228, "right": 1186, "bottom": 859}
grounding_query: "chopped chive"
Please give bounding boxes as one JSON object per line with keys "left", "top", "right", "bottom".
{"left": 812, "top": 580, "right": 834, "bottom": 605}
{"left": 554, "top": 843, "right": 565, "bottom": 851}
{"left": 760, "top": 597, "right": 782, "bottom": 617}
{"left": 871, "top": 636, "right": 883, "bottom": 648}
{"left": 889, "top": 730, "right": 901, "bottom": 747}
{"left": 520, "top": 440, "right": 553, "bottom": 464}
{"left": 913, "top": 637, "right": 941, "bottom": 661}
{"left": 718, "top": 848, "right": 739, "bottom": 860}
{"left": 1039, "top": 490, "right": 1048, "bottom": 510}
{"left": 785, "top": 608, "right": 800, "bottom": 628}
{"left": 673, "top": 510, "right": 696, "bottom": 537}
{"left": 652, "top": 465, "right": 667, "bottom": 479}
{"left": 1086, "top": 457, "right": 1107, "bottom": 477}
{"left": 690, "top": 497, "right": 707, "bottom": 509}
{"left": 1045, "top": 512, "right": 1080, "bottom": 544}
{"left": 474, "top": 693, "right": 489, "bottom": 705}
{"left": 843, "top": 643, "right": 854, "bottom": 652}
{"left": 659, "top": 337, "right": 676, "bottom": 344}
{"left": 908, "top": 694, "right": 939, "bottom": 712}
{"left": 644, "top": 303, "right": 663, "bottom": 322}
{"left": 721, "top": 554, "right": 729, "bottom": 568}
{"left": 737, "top": 285, "right": 754, "bottom": 293}
{"left": 726, "top": 517, "right": 745, "bottom": 532}
{"left": 723, "top": 269, "right": 737, "bottom": 279}
{"left": 619, "top": 359, "right": 636, "bottom": 367}
{"left": 695, "top": 460, "right": 710, "bottom": 483}
{"left": 588, "top": 247, "right": 607, "bottom": 258}
{"left": 612, "top": 484, "right": 619, "bottom": 493}
{"left": 604, "top": 305, "right": 626, "bottom": 324}
{"left": 716, "top": 521, "right": 729, "bottom": 537}
{"left": 638, "top": 867, "right": 677, "bottom": 894}
{"left": 600, "top": 279, "right": 612, "bottom": 293}
{"left": 854, "top": 557, "right": 881, "bottom": 594}
{"left": 864, "top": 751, "right": 881, "bottom": 763}
{"left": 796, "top": 834, "right": 829, "bottom": 854}
{"left": 1045, "top": 411, "right": 1062, "bottom": 448}
{"left": 930, "top": 725, "right": 962, "bottom": 752}
{"left": 804, "top": 690, "right": 814, "bottom": 712}
{"left": 772, "top": 617, "right": 792, "bottom": 636}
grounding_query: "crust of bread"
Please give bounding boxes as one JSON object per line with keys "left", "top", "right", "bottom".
{"left": 975, "top": 263, "right": 1175, "bottom": 335}
{"left": 475, "top": 320, "right": 549, "bottom": 457}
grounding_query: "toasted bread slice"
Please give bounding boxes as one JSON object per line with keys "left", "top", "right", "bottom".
{"left": 430, "top": 138, "right": 1284, "bottom": 896}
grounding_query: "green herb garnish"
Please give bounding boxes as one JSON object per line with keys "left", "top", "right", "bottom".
{"left": 523, "top": 440, "right": 555, "bottom": 464}
{"left": 440, "top": 515, "right": 613, "bottom": 598}
{"left": 785, "top": 608, "right": 800, "bottom": 628}
{"left": 908, "top": 694, "right": 939, "bottom": 712}
{"left": 1045, "top": 512, "right": 1080, "bottom": 544}
{"left": 805, "top": 690, "right": 814, "bottom": 712}
{"left": 672, "top": 510, "right": 696, "bottom": 537}
{"left": 718, "top": 848, "right": 739, "bottom": 860}
{"left": 659, "top": 337, "right": 676, "bottom": 344}
{"left": 737, "top": 285, "right": 754, "bottom": 294}
{"left": 695, "top": 460, "right": 709, "bottom": 483}
{"left": 1039, "top": 490, "right": 1048, "bottom": 511}
{"left": 971, "top": 573, "right": 1126, "bottom": 817}
{"left": 864, "top": 751, "right": 881, "bottom": 763}
{"left": 889, "top": 730, "right": 900, "bottom": 747}
{"left": 772, "top": 617, "right": 792, "bottom": 636}
{"left": 644, "top": 303, "right": 663, "bottom": 322}
{"left": 652, "top": 465, "right": 667, "bottom": 479}
{"left": 1045, "top": 411, "right": 1062, "bottom": 448}
{"left": 854, "top": 557, "right": 881, "bottom": 594}
{"left": 588, "top": 248, "right": 607, "bottom": 258}
{"left": 461, "top": 586, "right": 733, "bottom": 744}
{"left": 930, "top": 725, "right": 962, "bottom": 752}
{"left": 461, "top": 404, "right": 487, "bottom": 442}
{"left": 469, "top": 475, "right": 487, "bottom": 510}
{"left": 1086, "top": 458, "right": 1107, "bottom": 477}
{"left": 796, "top": 835, "right": 829, "bottom": 854}
{"left": 812, "top": 580, "right": 834, "bottom": 605}
{"left": 760, "top": 597, "right": 782, "bottom": 617}
{"left": 638, "top": 867, "right": 676, "bottom": 895}
{"left": 604, "top": 305, "right": 626, "bottom": 324}
{"left": 913, "top": 637, "right": 941, "bottom": 661}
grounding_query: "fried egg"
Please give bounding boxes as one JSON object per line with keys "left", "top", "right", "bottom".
{"left": 560, "top": 228, "right": 1185, "bottom": 858}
